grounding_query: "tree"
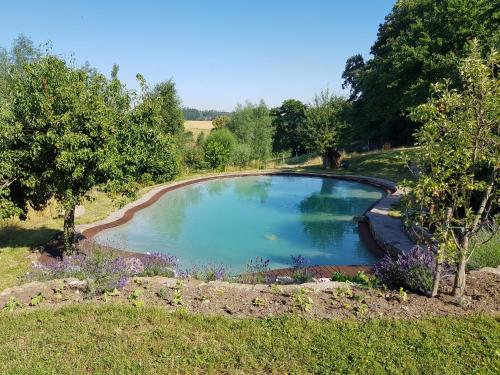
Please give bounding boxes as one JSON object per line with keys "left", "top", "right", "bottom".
{"left": 212, "top": 115, "right": 230, "bottom": 129}
{"left": 343, "top": 0, "right": 499, "bottom": 146}
{"left": 407, "top": 41, "right": 499, "bottom": 297}
{"left": 271, "top": 99, "right": 306, "bottom": 155}
{"left": 300, "top": 91, "right": 350, "bottom": 169}
{"left": 2, "top": 56, "right": 122, "bottom": 254}
{"left": 203, "top": 128, "right": 237, "bottom": 170}
{"left": 228, "top": 101, "right": 274, "bottom": 163}
{"left": 149, "top": 80, "right": 184, "bottom": 136}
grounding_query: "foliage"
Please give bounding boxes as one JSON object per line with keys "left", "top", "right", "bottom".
{"left": 374, "top": 246, "right": 436, "bottom": 294}
{"left": 230, "top": 143, "right": 253, "bottom": 168}
{"left": 406, "top": 41, "right": 499, "bottom": 295}
{"left": 290, "top": 254, "right": 314, "bottom": 283}
{"left": 28, "top": 247, "right": 177, "bottom": 295}
{"left": 342, "top": 0, "right": 500, "bottom": 146}
{"left": 212, "top": 115, "right": 231, "bottom": 129}
{"left": 203, "top": 128, "right": 237, "bottom": 170}
{"left": 186, "top": 264, "right": 228, "bottom": 282}
{"left": 271, "top": 99, "right": 306, "bottom": 155}
{"left": 331, "top": 271, "right": 377, "bottom": 288}
{"left": 239, "top": 257, "right": 270, "bottom": 284}
{"left": 0, "top": 38, "right": 183, "bottom": 254}
{"left": 228, "top": 101, "right": 274, "bottom": 163}
{"left": 292, "top": 287, "right": 313, "bottom": 312}
{"left": 149, "top": 79, "right": 184, "bottom": 136}
{"left": 300, "top": 90, "right": 350, "bottom": 169}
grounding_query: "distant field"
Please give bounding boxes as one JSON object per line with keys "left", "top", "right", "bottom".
{"left": 184, "top": 120, "right": 213, "bottom": 138}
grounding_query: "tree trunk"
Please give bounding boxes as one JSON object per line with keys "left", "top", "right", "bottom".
{"left": 431, "top": 207, "right": 452, "bottom": 297}
{"left": 63, "top": 205, "right": 76, "bottom": 255}
{"left": 453, "top": 235, "right": 468, "bottom": 296}
{"left": 322, "top": 149, "right": 342, "bottom": 170}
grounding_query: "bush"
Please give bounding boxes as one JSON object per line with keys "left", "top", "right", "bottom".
{"left": 204, "top": 129, "right": 237, "bottom": 170}
{"left": 290, "top": 254, "right": 314, "bottom": 283}
{"left": 231, "top": 143, "right": 253, "bottom": 168}
{"left": 374, "top": 246, "right": 436, "bottom": 294}
{"left": 28, "top": 248, "right": 177, "bottom": 295}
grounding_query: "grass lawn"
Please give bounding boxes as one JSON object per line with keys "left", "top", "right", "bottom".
{"left": 0, "top": 305, "right": 498, "bottom": 374}
{"left": 289, "top": 148, "right": 418, "bottom": 183}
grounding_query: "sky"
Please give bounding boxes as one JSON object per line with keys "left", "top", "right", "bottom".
{"left": 0, "top": 0, "right": 395, "bottom": 111}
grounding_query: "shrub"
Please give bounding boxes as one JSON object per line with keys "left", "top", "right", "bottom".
{"left": 290, "top": 254, "right": 314, "bottom": 283}
{"left": 187, "top": 264, "right": 229, "bottom": 282}
{"left": 203, "top": 129, "right": 237, "bottom": 170}
{"left": 239, "top": 257, "right": 270, "bottom": 284}
{"left": 140, "top": 253, "right": 178, "bottom": 277}
{"left": 231, "top": 143, "right": 253, "bottom": 168}
{"left": 28, "top": 248, "right": 177, "bottom": 295}
{"left": 374, "top": 246, "right": 436, "bottom": 294}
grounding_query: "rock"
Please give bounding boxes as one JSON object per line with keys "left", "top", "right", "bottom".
{"left": 64, "top": 278, "right": 88, "bottom": 290}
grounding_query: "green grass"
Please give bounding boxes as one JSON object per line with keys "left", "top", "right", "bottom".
{"left": 0, "top": 249, "right": 31, "bottom": 292}
{"left": 0, "top": 305, "right": 498, "bottom": 374}
{"left": 290, "top": 148, "right": 418, "bottom": 183}
{"left": 469, "top": 230, "right": 500, "bottom": 270}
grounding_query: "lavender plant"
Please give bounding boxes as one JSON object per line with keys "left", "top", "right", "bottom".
{"left": 374, "top": 246, "right": 438, "bottom": 294}
{"left": 28, "top": 247, "right": 178, "bottom": 295}
{"left": 239, "top": 257, "right": 271, "bottom": 284}
{"left": 290, "top": 254, "right": 314, "bottom": 283}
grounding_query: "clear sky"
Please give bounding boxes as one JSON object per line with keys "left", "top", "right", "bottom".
{"left": 0, "top": 0, "right": 395, "bottom": 111}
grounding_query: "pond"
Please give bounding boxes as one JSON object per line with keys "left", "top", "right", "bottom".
{"left": 94, "top": 175, "right": 385, "bottom": 272}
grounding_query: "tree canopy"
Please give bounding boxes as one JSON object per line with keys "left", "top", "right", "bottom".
{"left": 342, "top": 0, "right": 500, "bottom": 147}
{"left": 300, "top": 91, "right": 350, "bottom": 169}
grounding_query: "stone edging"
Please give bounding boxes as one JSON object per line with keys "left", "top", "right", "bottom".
{"left": 77, "top": 171, "right": 416, "bottom": 256}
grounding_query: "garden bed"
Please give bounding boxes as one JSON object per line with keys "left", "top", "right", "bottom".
{"left": 1, "top": 268, "right": 498, "bottom": 320}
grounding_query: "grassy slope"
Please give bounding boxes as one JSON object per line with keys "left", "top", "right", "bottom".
{"left": 0, "top": 305, "right": 498, "bottom": 374}
{"left": 289, "top": 147, "right": 417, "bottom": 183}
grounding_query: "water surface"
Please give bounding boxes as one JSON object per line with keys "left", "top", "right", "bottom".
{"left": 95, "top": 176, "right": 385, "bottom": 272}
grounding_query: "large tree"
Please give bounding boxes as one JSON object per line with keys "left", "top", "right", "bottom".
{"left": 407, "top": 41, "right": 499, "bottom": 297}
{"left": 271, "top": 99, "right": 306, "bottom": 156}
{"left": 300, "top": 91, "right": 350, "bottom": 169}
{"left": 1, "top": 56, "right": 122, "bottom": 253}
{"left": 343, "top": 0, "right": 499, "bottom": 146}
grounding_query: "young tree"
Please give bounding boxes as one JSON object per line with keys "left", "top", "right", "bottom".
{"left": 300, "top": 91, "right": 350, "bottom": 169}
{"left": 271, "top": 99, "right": 306, "bottom": 155}
{"left": 408, "top": 41, "right": 499, "bottom": 297}
{"left": 212, "top": 115, "right": 230, "bottom": 129}
{"left": 203, "top": 128, "right": 237, "bottom": 170}
{"left": 228, "top": 101, "right": 274, "bottom": 163}
{"left": 2, "top": 56, "right": 122, "bottom": 254}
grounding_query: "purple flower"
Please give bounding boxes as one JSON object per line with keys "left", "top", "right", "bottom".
{"left": 290, "top": 254, "right": 310, "bottom": 269}
{"left": 374, "top": 246, "right": 437, "bottom": 294}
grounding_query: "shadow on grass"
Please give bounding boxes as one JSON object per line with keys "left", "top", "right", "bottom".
{"left": 0, "top": 226, "right": 61, "bottom": 250}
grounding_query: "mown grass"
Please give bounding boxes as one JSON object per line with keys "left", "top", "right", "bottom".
{"left": 290, "top": 148, "right": 417, "bottom": 183}
{"left": 469, "top": 230, "right": 500, "bottom": 270}
{"left": 0, "top": 305, "right": 498, "bottom": 374}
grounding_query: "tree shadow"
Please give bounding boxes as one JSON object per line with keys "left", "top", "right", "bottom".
{"left": 0, "top": 225, "right": 61, "bottom": 250}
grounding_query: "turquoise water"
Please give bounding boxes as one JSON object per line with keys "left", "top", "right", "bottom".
{"left": 95, "top": 176, "right": 385, "bottom": 272}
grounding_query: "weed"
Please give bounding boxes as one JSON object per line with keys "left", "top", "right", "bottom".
{"left": 157, "top": 288, "right": 168, "bottom": 300}
{"left": 292, "top": 288, "right": 313, "bottom": 312}
{"left": 172, "top": 289, "right": 183, "bottom": 306}
{"left": 29, "top": 293, "right": 44, "bottom": 307}
{"left": 3, "top": 296, "right": 23, "bottom": 311}
{"left": 252, "top": 297, "right": 266, "bottom": 307}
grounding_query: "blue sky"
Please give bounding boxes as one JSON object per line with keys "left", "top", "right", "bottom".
{"left": 0, "top": 0, "right": 394, "bottom": 111}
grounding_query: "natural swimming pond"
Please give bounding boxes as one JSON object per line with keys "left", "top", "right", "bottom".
{"left": 94, "top": 175, "right": 385, "bottom": 272}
